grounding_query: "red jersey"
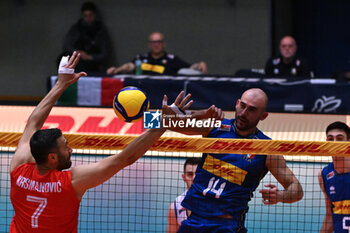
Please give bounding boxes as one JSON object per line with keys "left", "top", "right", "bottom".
{"left": 10, "top": 163, "right": 80, "bottom": 233}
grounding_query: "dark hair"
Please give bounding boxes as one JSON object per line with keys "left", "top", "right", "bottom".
{"left": 81, "top": 1, "right": 97, "bottom": 13}
{"left": 30, "top": 128, "right": 62, "bottom": 165}
{"left": 326, "top": 121, "right": 350, "bottom": 139}
{"left": 184, "top": 157, "right": 201, "bottom": 172}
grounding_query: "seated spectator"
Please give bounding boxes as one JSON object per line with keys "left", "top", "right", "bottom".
{"left": 62, "top": 2, "right": 111, "bottom": 74}
{"left": 265, "top": 36, "right": 312, "bottom": 78}
{"left": 106, "top": 32, "right": 207, "bottom": 75}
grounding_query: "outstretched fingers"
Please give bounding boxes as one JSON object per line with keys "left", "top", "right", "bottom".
{"left": 179, "top": 93, "right": 192, "bottom": 109}
{"left": 76, "top": 72, "right": 87, "bottom": 78}
{"left": 174, "top": 91, "right": 184, "bottom": 105}
{"left": 65, "top": 51, "right": 81, "bottom": 69}
{"left": 172, "top": 91, "right": 193, "bottom": 111}
{"left": 182, "top": 100, "right": 193, "bottom": 110}
{"left": 66, "top": 51, "right": 75, "bottom": 66}
{"left": 71, "top": 53, "right": 81, "bottom": 68}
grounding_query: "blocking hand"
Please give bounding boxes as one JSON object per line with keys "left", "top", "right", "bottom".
{"left": 162, "top": 91, "right": 193, "bottom": 117}
{"left": 193, "top": 105, "right": 224, "bottom": 121}
{"left": 58, "top": 51, "right": 87, "bottom": 87}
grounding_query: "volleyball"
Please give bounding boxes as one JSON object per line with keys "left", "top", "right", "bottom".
{"left": 113, "top": 86, "right": 150, "bottom": 122}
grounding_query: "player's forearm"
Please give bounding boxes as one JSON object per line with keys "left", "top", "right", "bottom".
{"left": 118, "top": 129, "right": 165, "bottom": 166}
{"left": 278, "top": 180, "right": 303, "bottom": 203}
{"left": 25, "top": 82, "right": 68, "bottom": 131}
{"left": 320, "top": 224, "right": 333, "bottom": 233}
{"left": 320, "top": 215, "right": 333, "bottom": 233}
{"left": 71, "top": 129, "right": 166, "bottom": 195}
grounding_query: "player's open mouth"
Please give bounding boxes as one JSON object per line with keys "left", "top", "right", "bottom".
{"left": 238, "top": 117, "right": 247, "bottom": 124}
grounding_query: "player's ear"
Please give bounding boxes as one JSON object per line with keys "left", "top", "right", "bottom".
{"left": 181, "top": 174, "right": 185, "bottom": 182}
{"left": 235, "top": 99, "right": 240, "bottom": 108}
{"left": 48, "top": 153, "right": 57, "bottom": 162}
{"left": 260, "top": 112, "right": 268, "bottom": 121}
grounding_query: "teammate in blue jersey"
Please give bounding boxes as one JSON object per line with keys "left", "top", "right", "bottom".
{"left": 319, "top": 121, "right": 350, "bottom": 233}
{"left": 167, "top": 158, "right": 201, "bottom": 233}
{"left": 163, "top": 88, "right": 304, "bottom": 233}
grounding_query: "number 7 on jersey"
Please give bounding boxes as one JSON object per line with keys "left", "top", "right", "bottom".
{"left": 26, "top": 195, "right": 47, "bottom": 228}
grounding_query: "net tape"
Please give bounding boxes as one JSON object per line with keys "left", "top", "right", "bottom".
{"left": 1, "top": 132, "right": 349, "bottom": 157}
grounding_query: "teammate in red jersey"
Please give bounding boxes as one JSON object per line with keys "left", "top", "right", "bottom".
{"left": 9, "top": 52, "right": 167, "bottom": 233}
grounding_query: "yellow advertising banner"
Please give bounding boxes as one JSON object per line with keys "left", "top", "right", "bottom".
{"left": 0, "top": 106, "right": 349, "bottom": 140}
{"left": 1, "top": 132, "right": 350, "bottom": 157}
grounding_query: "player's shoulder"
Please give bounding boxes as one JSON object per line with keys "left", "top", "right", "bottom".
{"left": 321, "top": 163, "right": 334, "bottom": 176}
{"left": 221, "top": 118, "right": 233, "bottom": 125}
{"left": 11, "top": 162, "right": 35, "bottom": 174}
{"left": 207, "top": 118, "right": 233, "bottom": 136}
{"left": 256, "top": 129, "right": 271, "bottom": 140}
{"left": 175, "top": 191, "right": 187, "bottom": 202}
{"left": 319, "top": 163, "right": 337, "bottom": 184}
{"left": 213, "top": 118, "right": 234, "bottom": 127}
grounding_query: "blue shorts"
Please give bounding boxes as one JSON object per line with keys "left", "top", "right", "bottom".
{"left": 177, "top": 212, "right": 247, "bottom": 233}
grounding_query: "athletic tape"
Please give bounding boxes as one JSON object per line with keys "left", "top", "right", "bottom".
{"left": 170, "top": 104, "right": 191, "bottom": 117}
{"left": 58, "top": 56, "right": 74, "bottom": 74}
{"left": 1, "top": 132, "right": 350, "bottom": 157}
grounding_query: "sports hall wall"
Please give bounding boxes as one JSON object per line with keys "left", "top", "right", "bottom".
{"left": 0, "top": 0, "right": 270, "bottom": 98}
{"left": 293, "top": 0, "right": 350, "bottom": 77}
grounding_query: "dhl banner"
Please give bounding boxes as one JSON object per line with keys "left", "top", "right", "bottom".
{"left": 0, "top": 106, "right": 144, "bottom": 135}
{"left": 1, "top": 132, "right": 350, "bottom": 157}
{"left": 0, "top": 106, "right": 349, "bottom": 141}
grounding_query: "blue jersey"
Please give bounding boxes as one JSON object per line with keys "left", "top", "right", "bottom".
{"left": 182, "top": 119, "right": 270, "bottom": 221}
{"left": 322, "top": 163, "right": 350, "bottom": 233}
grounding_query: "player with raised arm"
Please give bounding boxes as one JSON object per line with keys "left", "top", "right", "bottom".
{"left": 9, "top": 52, "right": 171, "bottom": 233}
{"left": 319, "top": 121, "right": 350, "bottom": 233}
{"left": 163, "top": 88, "right": 304, "bottom": 232}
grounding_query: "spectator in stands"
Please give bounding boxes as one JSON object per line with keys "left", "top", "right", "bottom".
{"left": 265, "top": 36, "right": 313, "bottom": 78}
{"left": 166, "top": 158, "right": 201, "bottom": 233}
{"left": 62, "top": 2, "right": 111, "bottom": 74}
{"left": 106, "top": 32, "right": 207, "bottom": 75}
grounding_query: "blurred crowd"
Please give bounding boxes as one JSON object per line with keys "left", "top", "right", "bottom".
{"left": 60, "top": 1, "right": 348, "bottom": 81}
